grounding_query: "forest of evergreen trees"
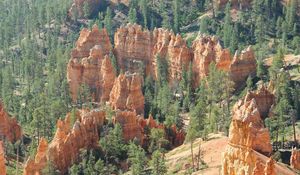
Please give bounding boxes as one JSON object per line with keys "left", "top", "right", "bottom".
{"left": 0, "top": 0, "right": 299, "bottom": 174}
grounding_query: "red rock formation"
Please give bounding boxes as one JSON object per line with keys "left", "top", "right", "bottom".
{"left": 23, "top": 138, "right": 48, "bottom": 175}
{"left": 0, "top": 141, "right": 5, "bottom": 175}
{"left": 114, "top": 111, "right": 143, "bottom": 142}
{"left": 67, "top": 25, "right": 113, "bottom": 101}
{"left": 100, "top": 55, "right": 116, "bottom": 102}
{"left": 69, "top": 0, "right": 102, "bottom": 18}
{"left": 114, "top": 24, "right": 193, "bottom": 81}
{"left": 192, "top": 36, "right": 256, "bottom": 87}
{"left": 192, "top": 35, "right": 231, "bottom": 85}
{"left": 291, "top": 149, "right": 300, "bottom": 170}
{"left": 222, "top": 87, "right": 296, "bottom": 175}
{"left": 109, "top": 73, "right": 145, "bottom": 115}
{"left": 0, "top": 102, "right": 22, "bottom": 143}
{"left": 229, "top": 46, "right": 257, "bottom": 86}
{"left": 24, "top": 109, "right": 106, "bottom": 174}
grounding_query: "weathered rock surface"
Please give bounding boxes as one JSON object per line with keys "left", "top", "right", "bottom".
{"left": 23, "top": 138, "right": 48, "bottom": 175}
{"left": 291, "top": 149, "right": 300, "bottom": 170}
{"left": 67, "top": 25, "right": 112, "bottom": 101}
{"left": 114, "top": 112, "right": 185, "bottom": 147}
{"left": 222, "top": 87, "right": 296, "bottom": 175}
{"left": 114, "top": 111, "right": 143, "bottom": 142}
{"left": 24, "top": 109, "right": 106, "bottom": 174}
{"left": 114, "top": 23, "right": 193, "bottom": 81}
{"left": 0, "top": 141, "right": 5, "bottom": 175}
{"left": 109, "top": 73, "right": 145, "bottom": 115}
{"left": 192, "top": 35, "right": 231, "bottom": 85}
{"left": 192, "top": 36, "right": 256, "bottom": 86}
{"left": 0, "top": 102, "right": 22, "bottom": 143}
{"left": 229, "top": 47, "right": 257, "bottom": 86}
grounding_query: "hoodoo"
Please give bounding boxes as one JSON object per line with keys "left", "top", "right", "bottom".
{"left": 222, "top": 86, "right": 295, "bottom": 175}
{"left": 0, "top": 102, "right": 22, "bottom": 143}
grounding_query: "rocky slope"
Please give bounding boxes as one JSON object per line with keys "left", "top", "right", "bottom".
{"left": 222, "top": 86, "right": 296, "bottom": 175}
{"left": 0, "top": 141, "right": 5, "bottom": 175}
{"left": 0, "top": 102, "right": 22, "bottom": 143}
{"left": 69, "top": 0, "right": 103, "bottom": 18}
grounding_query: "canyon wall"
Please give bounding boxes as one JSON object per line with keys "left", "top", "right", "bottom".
{"left": 222, "top": 86, "right": 296, "bottom": 175}
{"left": 0, "top": 141, "right": 5, "bottom": 175}
{"left": 0, "top": 102, "right": 22, "bottom": 143}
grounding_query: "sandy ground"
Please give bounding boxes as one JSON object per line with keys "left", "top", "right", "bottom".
{"left": 166, "top": 134, "right": 228, "bottom": 175}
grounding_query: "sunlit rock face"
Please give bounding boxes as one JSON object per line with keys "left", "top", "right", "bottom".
{"left": 222, "top": 87, "right": 296, "bottom": 175}
{"left": 291, "top": 149, "right": 300, "bottom": 170}
{"left": 114, "top": 23, "right": 193, "bottom": 82}
{"left": 67, "top": 25, "right": 113, "bottom": 102}
{"left": 0, "top": 102, "right": 22, "bottom": 143}
{"left": 0, "top": 141, "right": 5, "bottom": 175}
{"left": 23, "top": 138, "right": 48, "bottom": 175}
{"left": 23, "top": 109, "right": 106, "bottom": 174}
{"left": 109, "top": 73, "right": 145, "bottom": 115}
{"left": 192, "top": 36, "right": 256, "bottom": 87}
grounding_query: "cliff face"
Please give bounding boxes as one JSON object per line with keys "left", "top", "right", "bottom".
{"left": 291, "top": 149, "right": 300, "bottom": 170}
{"left": 114, "top": 111, "right": 143, "bottom": 142}
{"left": 23, "top": 109, "right": 106, "bottom": 174}
{"left": 192, "top": 36, "right": 256, "bottom": 87}
{"left": 222, "top": 87, "right": 295, "bottom": 175}
{"left": 109, "top": 73, "right": 145, "bottom": 115}
{"left": 114, "top": 24, "right": 193, "bottom": 81}
{"left": 0, "top": 141, "right": 5, "bottom": 175}
{"left": 67, "top": 25, "right": 113, "bottom": 101}
{"left": 229, "top": 47, "right": 257, "bottom": 86}
{"left": 0, "top": 102, "right": 22, "bottom": 143}
{"left": 192, "top": 35, "right": 231, "bottom": 85}
{"left": 23, "top": 138, "right": 48, "bottom": 175}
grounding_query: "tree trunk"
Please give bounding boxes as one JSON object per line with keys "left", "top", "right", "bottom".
{"left": 191, "top": 141, "right": 195, "bottom": 172}
{"left": 292, "top": 114, "right": 298, "bottom": 147}
{"left": 197, "top": 141, "right": 202, "bottom": 170}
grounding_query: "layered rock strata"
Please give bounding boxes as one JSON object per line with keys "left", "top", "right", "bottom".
{"left": 23, "top": 109, "right": 106, "bottom": 174}
{"left": 0, "top": 102, "right": 22, "bottom": 143}
{"left": 222, "top": 87, "right": 296, "bottom": 175}
{"left": 109, "top": 73, "right": 145, "bottom": 115}
{"left": 0, "top": 141, "right": 5, "bottom": 175}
